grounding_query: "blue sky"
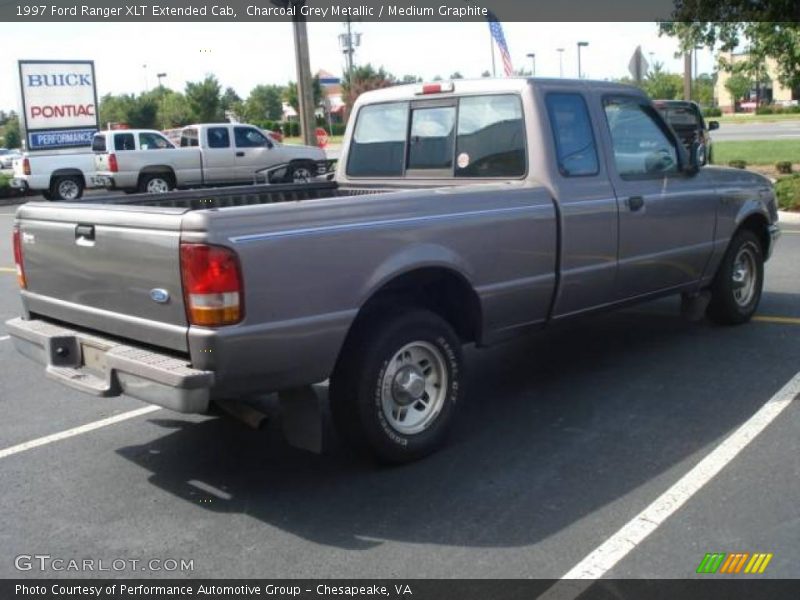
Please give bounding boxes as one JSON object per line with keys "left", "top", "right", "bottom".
{"left": 0, "top": 21, "right": 717, "bottom": 112}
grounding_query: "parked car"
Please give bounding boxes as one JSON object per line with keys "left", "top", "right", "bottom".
{"left": 7, "top": 78, "right": 779, "bottom": 463}
{"left": 654, "top": 100, "right": 719, "bottom": 165}
{"left": 0, "top": 149, "right": 22, "bottom": 169}
{"left": 10, "top": 150, "right": 101, "bottom": 200}
{"left": 93, "top": 123, "right": 327, "bottom": 194}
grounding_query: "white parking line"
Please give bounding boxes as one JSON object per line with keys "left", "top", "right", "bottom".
{"left": 542, "top": 371, "right": 800, "bottom": 590}
{"left": 0, "top": 405, "right": 161, "bottom": 460}
{"left": 0, "top": 335, "right": 9, "bottom": 342}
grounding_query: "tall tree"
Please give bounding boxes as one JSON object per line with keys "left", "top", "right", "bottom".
{"left": 660, "top": 19, "right": 800, "bottom": 91}
{"left": 3, "top": 115, "right": 21, "bottom": 149}
{"left": 341, "top": 64, "right": 395, "bottom": 117}
{"left": 243, "top": 84, "right": 285, "bottom": 122}
{"left": 159, "top": 91, "right": 194, "bottom": 128}
{"left": 724, "top": 73, "right": 753, "bottom": 105}
{"left": 285, "top": 76, "right": 323, "bottom": 113}
{"left": 642, "top": 62, "right": 683, "bottom": 100}
{"left": 184, "top": 75, "right": 222, "bottom": 123}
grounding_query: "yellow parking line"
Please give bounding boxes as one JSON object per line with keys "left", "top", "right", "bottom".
{"left": 753, "top": 315, "right": 800, "bottom": 325}
{"left": 0, "top": 267, "right": 16, "bottom": 273}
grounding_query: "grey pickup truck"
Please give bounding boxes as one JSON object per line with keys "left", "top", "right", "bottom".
{"left": 7, "top": 78, "right": 780, "bottom": 463}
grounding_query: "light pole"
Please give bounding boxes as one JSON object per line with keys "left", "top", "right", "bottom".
{"left": 577, "top": 41, "right": 589, "bottom": 79}
{"left": 526, "top": 53, "right": 536, "bottom": 77}
{"left": 156, "top": 72, "right": 167, "bottom": 88}
{"left": 557, "top": 48, "right": 564, "bottom": 77}
{"left": 142, "top": 64, "right": 148, "bottom": 91}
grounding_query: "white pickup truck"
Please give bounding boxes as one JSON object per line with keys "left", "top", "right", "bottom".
{"left": 10, "top": 150, "right": 101, "bottom": 200}
{"left": 93, "top": 123, "right": 328, "bottom": 194}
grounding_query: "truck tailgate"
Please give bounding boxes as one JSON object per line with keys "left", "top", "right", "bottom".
{"left": 16, "top": 203, "right": 190, "bottom": 352}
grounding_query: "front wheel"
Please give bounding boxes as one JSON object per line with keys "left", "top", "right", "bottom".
{"left": 707, "top": 229, "right": 764, "bottom": 325}
{"left": 330, "top": 309, "right": 463, "bottom": 464}
{"left": 285, "top": 162, "right": 315, "bottom": 184}
{"left": 51, "top": 176, "right": 84, "bottom": 201}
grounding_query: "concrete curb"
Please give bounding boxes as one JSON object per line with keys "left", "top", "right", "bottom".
{"left": 779, "top": 211, "right": 800, "bottom": 224}
{"left": 0, "top": 197, "right": 26, "bottom": 208}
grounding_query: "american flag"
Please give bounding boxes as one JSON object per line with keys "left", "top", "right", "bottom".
{"left": 487, "top": 12, "right": 513, "bottom": 76}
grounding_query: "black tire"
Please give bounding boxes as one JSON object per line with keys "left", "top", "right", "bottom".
{"left": 707, "top": 229, "right": 764, "bottom": 325}
{"left": 284, "top": 161, "right": 316, "bottom": 184}
{"left": 50, "top": 175, "right": 84, "bottom": 201}
{"left": 138, "top": 173, "right": 174, "bottom": 194}
{"left": 330, "top": 309, "right": 463, "bottom": 464}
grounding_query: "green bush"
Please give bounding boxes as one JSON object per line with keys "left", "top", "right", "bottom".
{"left": 703, "top": 107, "right": 722, "bottom": 117}
{"left": 775, "top": 174, "right": 800, "bottom": 211}
{"left": 331, "top": 123, "right": 346, "bottom": 136}
{"left": 728, "top": 159, "right": 748, "bottom": 169}
{"left": 755, "top": 106, "right": 775, "bottom": 115}
{"left": 776, "top": 161, "right": 793, "bottom": 174}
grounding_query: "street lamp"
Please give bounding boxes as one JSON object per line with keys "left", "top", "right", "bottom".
{"left": 142, "top": 64, "right": 148, "bottom": 91}
{"left": 577, "top": 41, "right": 589, "bottom": 79}
{"left": 557, "top": 48, "right": 564, "bottom": 77}
{"left": 526, "top": 53, "right": 536, "bottom": 77}
{"left": 156, "top": 72, "right": 167, "bottom": 88}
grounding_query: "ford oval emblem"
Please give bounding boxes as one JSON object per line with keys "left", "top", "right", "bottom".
{"left": 150, "top": 288, "right": 170, "bottom": 304}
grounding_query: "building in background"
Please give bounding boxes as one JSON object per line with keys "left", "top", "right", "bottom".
{"left": 715, "top": 52, "right": 800, "bottom": 113}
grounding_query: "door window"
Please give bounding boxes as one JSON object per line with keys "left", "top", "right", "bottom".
{"left": 234, "top": 127, "right": 269, "bottom": 148}
{"left": 545, "top": 93, "right": 599, "bottom": 177}
{"left": 113, "top": 133, "right": 135, "bottom": 151}
{"left": 138, "top": 132, "right": 173, "bottom": 150}
{"left": 604, "top": 98, "right": 679, "bottom": 178}
{"left": 207, "top": 127, "right": 230, "bottom": 149}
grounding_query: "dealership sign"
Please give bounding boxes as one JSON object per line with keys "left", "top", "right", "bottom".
{"left": 18, "top": 60, "right": 99, "bottom": 150}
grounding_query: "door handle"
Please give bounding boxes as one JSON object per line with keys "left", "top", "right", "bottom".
{"left": 236, "top": 151, "right": 245, "bottom": 157}
{"left": 627, "top": 196, "right": 645, "bottom": 212}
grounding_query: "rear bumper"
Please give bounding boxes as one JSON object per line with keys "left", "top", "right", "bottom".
{"left": 5, "top": 317, "right": 214, "bottom": 413}
{"left": 10, "top": 178, "right": 29, "bottom": 191}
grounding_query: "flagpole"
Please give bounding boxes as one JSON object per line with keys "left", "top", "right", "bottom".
{"left": 489, "top": 29, "right": 496, "bottom": 76}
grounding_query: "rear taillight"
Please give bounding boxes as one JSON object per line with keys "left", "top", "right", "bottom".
{"left": 108, "top": 153, "right": 118, "bottom": 172}
{"left": 22, "top": 157, "right": 31, "bottom": 175}
{"left": 180, "top": 243, "right": 243, "bottom": 327}
{"left": 12, "top": 225, "right": 26, "bottom": 289}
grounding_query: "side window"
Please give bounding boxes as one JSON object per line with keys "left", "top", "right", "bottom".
{"left": 604, "top": 98, "right": 679, "bottom": 178}
{"left": 456, "top": 94, "right": 526, "bottom": 177}
{"left": 138, "top": 132, "right": 172, "bottom": 150}
{"left": 234, "top": 127, "right": 268, "bottom": 148}
{"left": 207, "top": 127, "right": 230, "bottom": 149}
{"left": 91, "top": 134, "right": 106, "bottom": 152}
{"left": 114, "top": 133, "right": 135, "bottom": 151}
{"left": 407, "top": 105, "right": 456, "bottom": 171}
{"left": 181, "top": 128, "right": 199, "bottom": 147}
{"left": 545, "top": 93, "right": 599, "bottom": 177}
{"left": 347, "top": 101, "right": 408, "bottom": 177}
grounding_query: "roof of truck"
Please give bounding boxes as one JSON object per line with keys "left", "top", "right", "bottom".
{"left": 353, "top": 77, "right": 645, "bottom": 106}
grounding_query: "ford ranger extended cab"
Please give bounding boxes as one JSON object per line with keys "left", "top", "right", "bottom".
{"left": 92, "top": 123, "right": 327, "bottom": 194}
{"left": 7, "top": 78, "right": 780, "bottom": 463}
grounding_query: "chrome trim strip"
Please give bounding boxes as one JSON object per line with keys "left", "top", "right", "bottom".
{"left": 229, "top": 205, "right": 547, "bottom": 244}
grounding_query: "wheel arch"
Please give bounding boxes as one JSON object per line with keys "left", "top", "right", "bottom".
{"left": 50, "top": 169, "right": 86, "bottom": 187}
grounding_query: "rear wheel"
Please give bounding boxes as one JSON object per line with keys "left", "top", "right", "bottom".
{"left": 330, "top": 309, "right": 463, "bottom": 464}
{"left": 139, "top": 173, "right": 174, "bottom": 194}
{"left": 707, "top": 229, "right": 764, "bottom": 325}
{"left": 51, "top": 176, "right": 84, "bottom": 201}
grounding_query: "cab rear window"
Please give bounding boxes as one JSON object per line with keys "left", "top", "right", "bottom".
{"left": 91, "top": 135, "right": 106, "bottom": 152}
{"left": 346, "top": 94, "right": 526, "bottom": 179}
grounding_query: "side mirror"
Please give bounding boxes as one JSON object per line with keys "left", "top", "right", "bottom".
{"left": 686, "top": 141, "right": 706, "bottom": 174}
{"left": 708, "top": 120, "right": 720, "bottom": 131}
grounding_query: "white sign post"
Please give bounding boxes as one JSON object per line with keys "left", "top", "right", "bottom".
{"left": 18, "top": 60, "right": 99, "bottom": 151}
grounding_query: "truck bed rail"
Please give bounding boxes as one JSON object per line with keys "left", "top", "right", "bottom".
{"left": 72, "top": 181, "right": 390, "bottom": 210}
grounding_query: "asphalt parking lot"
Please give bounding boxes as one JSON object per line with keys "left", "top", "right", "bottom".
{"left": 0, "top": 207, "right": 798, "bottom": 581}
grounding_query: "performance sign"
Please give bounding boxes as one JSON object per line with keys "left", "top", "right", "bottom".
{"left": 18, "top": 60, "right": 99, "bottom": 150}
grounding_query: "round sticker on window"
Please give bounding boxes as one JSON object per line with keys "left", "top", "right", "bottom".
{"left": 457, "top": 153, "right": 470, "bottom": 169}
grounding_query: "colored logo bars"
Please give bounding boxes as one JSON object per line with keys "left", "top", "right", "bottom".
{"left": 696, "top": 552, "right": 774, "bottom": 574}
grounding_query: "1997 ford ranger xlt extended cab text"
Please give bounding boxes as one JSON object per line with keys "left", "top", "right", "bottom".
{"left": 7, "top": 79, "right": 781, "bottom": 463}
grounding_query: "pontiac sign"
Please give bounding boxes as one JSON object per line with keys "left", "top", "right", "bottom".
{"left": 18, "top": 60, "right": 99, "bottom": 150}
